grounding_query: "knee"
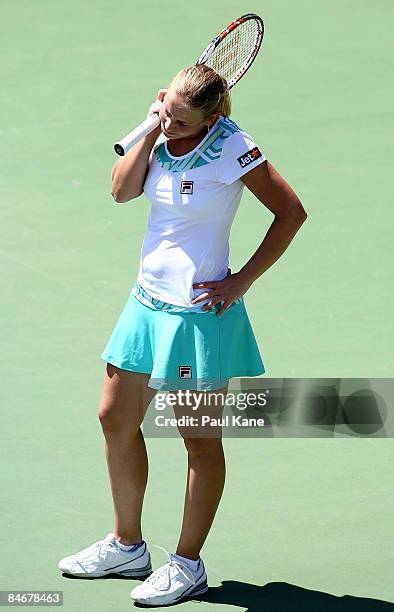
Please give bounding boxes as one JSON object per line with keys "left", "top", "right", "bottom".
{"left": 97, "top": 403, "right": 124, "bottom": 433}
{"left": 183, "top": 437, "right": 223, "bottom": 457}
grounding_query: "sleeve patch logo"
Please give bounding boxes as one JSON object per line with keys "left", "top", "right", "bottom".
{"left": 237, "top": 147, "right": 262, "bottom": 168}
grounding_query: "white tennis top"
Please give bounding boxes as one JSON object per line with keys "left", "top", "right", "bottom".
{"left": 137, "top": 116, "right": 266, "bottom": 308}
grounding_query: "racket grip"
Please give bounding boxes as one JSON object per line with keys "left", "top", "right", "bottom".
{"left": 114, "top": 114, "right": 161, "bottom": 156}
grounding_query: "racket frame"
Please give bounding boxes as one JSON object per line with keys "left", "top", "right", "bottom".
{"left": 196, "top": 13, "right": 264, "bottom": 89}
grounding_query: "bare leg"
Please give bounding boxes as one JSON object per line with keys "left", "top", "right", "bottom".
{"left": 98, "top": 364, "right": 156, "bottom": 545}
{"left": 173, "top": 386, "right": 228, "bottom": 559}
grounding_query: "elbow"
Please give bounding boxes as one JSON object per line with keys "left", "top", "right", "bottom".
{"left": 288, "top": 198, "right": 307, "bottom": 224}
{"left": 111, "top": 190, "right": 128, "bottom": 203}
{"left": 111, "top": 188, "right": 142, "bottom": 203}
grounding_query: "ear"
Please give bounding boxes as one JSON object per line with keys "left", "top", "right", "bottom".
{"left": 206, "top": 111, "right": 221, "bottom": 127}
{"left": 158, "top": 89, "right": 168, "bottom": 102}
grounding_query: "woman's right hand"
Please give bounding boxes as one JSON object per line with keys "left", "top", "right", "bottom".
{"left": 145, "top": 88, "right": 167, "bottom": 140}
{"left": 147, "top": 88, "right": 168, "bottom": 120}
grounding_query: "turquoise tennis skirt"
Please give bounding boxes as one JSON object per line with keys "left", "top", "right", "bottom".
{"left": 101, "top": 281, "right": 265, "bottom": 391}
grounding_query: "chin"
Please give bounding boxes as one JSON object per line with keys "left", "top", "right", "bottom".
{"left": 162, "top": 127, "right": 178, "bottom": 139}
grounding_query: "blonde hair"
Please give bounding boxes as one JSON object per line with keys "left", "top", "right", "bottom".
{"left": 169, "top": 64, "right": 231, "bottom": 119}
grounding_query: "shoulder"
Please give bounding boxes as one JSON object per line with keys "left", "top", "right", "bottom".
{"left": 218, "top": 116, "right": 254, "bottom": 139}
{"left": 149, "top": 133, "right": 172, "bottom": 171}
{"left": 215, "top": 117, "right": 259, "bottom": 157}
{"left": 193, "top": 116, "right": 253, "bottom": 163}
{"left": 152, "top": 132, "right": 167, "bottom": 155}
{"left": 214, "top": 117, "right": 266, "bottom": 185}
{"left": 213, "top": 116, "right": 249, "bottom": 144}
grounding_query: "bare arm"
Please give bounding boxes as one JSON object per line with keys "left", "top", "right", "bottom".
{"left": 238, "top": 160, "right": 307, "bottom": 284}
{"left": 191, "top": 159, "right": 307, "bottom": 315}
{"left": 111, "top": 89, "right": 167, "bottom": 203}
{"left": 111, "top": 128, "right": 161, "bottom": 203}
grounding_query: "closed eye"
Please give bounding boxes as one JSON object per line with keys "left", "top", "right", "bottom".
{"left": 164, "top": 106, "right": 188, "bottom": 127}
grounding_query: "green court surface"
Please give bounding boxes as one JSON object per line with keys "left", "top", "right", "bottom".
{"left": 1, "top": 0, "right": 393, "bottom": 610}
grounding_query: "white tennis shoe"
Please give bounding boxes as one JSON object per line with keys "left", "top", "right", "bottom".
{"left": 130, "top": 544, "right": 208, "bottom": 606}
{"left": 58, "top": 533, "right": 152, "bottom": 578}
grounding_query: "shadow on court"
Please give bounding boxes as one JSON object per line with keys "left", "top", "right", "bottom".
{"left": 60, "top": 572, "right": 151, "bottom": 581}
{"left": 192, "top": 581, "right": 394, "bottom": 611}
{"left": 60, "top": 574, "right": 394, "bottom": 609}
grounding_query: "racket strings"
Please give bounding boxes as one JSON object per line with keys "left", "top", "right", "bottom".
{"left": 206, "top": 19, "right": 261, "bottom": 86}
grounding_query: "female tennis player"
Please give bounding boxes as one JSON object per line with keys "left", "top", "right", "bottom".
{"left": 58, "top": 65, "right": 307, "bottom": 605}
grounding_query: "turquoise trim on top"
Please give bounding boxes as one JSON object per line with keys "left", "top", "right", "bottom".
{"left": 154, "top": 116, "right": 241, "bottom": 173}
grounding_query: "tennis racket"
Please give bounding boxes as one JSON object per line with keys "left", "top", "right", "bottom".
{"left": 113, "top": 13, "right": 264, "bottom": 156}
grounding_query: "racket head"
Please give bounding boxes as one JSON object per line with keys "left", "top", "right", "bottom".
{"left": 196, "top": 13, "right": 264, "bottom": 89}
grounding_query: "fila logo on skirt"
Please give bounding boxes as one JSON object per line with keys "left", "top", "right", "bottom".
{"left": 179, "top": 366, "right": 192, "bottom": 378}
{"left": 180, "top": 181, "right": 194, "bottom": 194}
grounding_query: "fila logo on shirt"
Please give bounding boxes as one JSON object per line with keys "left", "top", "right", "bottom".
{"left": 179, "top": 366, "right": 192, "bottom": 379}
{"left": 237, "top": 147, "right": 262, "bottom": 168}
{"left": 180, "top": 181, "right": 194, "bottom": 194}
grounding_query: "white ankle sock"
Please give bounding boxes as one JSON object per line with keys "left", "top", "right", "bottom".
{"left": 115, "top": 539, "right": 143, "bottom": 552}
{"left": 171, "top": 553, "right": 200, "bottom": 572}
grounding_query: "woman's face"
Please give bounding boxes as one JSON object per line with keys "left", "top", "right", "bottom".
{"left": 159, "top": 89, "right": 217, "bottom": 140}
